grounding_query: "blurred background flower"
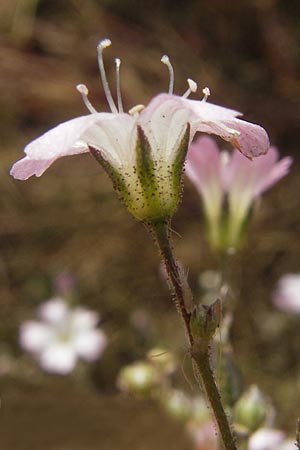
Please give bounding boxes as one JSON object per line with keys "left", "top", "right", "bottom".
{"left": 186, "top": 136, "right": 292, "bottom": 251}
{"left": 20, "top": 297, "right": 107, "bottom": 374}
{"left": 273, "top": 274, "right": 300, "bottom": 313}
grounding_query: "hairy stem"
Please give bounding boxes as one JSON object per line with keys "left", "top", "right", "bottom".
{"left": 150, "top": 220, "right": 237, "bottom": 450}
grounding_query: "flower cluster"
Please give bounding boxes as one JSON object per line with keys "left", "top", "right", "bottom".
{"left": 20, "top": 297, "right": 107, "bottom": 374}
{"left": 10, "top": 39, "right": 270, "bottom": 224}
{"left": 186, "top": 136, "right": 292, "bottom": 251}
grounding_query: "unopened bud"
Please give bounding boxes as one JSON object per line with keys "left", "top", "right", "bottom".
{"left": 147, "top": 347, "right": 177, "bottom": 375}
{"left": 190, "top": 299, "right": 221, "bottom": 353}
{"left": 234, "top": 386, "right": 268, "bottom": 432}
{"left": 161, "top": 389, "right": 193, "bottom": 423}
{"left": 117, "top": 362, "right": 159, "bottom": 397}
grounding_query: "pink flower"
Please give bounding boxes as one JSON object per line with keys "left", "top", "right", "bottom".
{"left": 273, "top": 274, "right": 300, "bottom": 313}
{"left": 20, "top": 297, "right": 107, "bottom": 374}
{"left": 188, "top": 421, "right": 219, "bottom": 450}
{"left": 10, "top": 39, "right": 269, "bottom": 223}
{"left": 186, "top": 136, "right": 292, "bottom": 250}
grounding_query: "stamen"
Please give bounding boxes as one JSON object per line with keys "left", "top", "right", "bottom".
{"left": 182, "top": 78, "right": 198, "bottom": 99}
{"left": 76, "top": 84, "right": 98, "bottom": 114}
{"left": 128, "top": 104, "right": 145, "bottom": 116}
{"left": 97, "top": 39, "right": 118, "bottom": 113}
{"left": 202, "top": 87, "right": 211, "bottom": 102}
{"left": 115, "top": 58, "right": 124, "bottom": 113}
{"left": 161, "top": 55, "right": 174, "bottom": 94}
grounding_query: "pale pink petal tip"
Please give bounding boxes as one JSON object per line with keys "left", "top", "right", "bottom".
{"left": 10, "top": 157, "right": 56, "bottom": 180}
{"left": 225, "top": 120, "right": 270, "bottom": 158}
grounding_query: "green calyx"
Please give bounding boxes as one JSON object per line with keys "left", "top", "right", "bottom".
{"left": 89, "top": 123, "right": 190, "bottom": 223}
{"left": 135, "top": 124, "right": 190, "bottom": 223}
{"left": 190, "top": 298, "right": 221, "bottom": 354}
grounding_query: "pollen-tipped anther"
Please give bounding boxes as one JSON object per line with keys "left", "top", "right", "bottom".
{"left": 76, "top": 84, "right": 98, "bottom": 114}
{"left": 97, "top": 38, "right": 118, "bottom": 113}
{"left": 182, "top": 78, "right": 198, "bottom": 99}
{"left": 98, "top": 38, "right": 112, "bottom": 50}
{"left": 202, "top": 87, "right": 211, "bottom": 102}
{"left": 128, "top": 104, "right": 145, "bottom": 116}
{"left": 161, "top": 54, "right": 174, "bottom": 95}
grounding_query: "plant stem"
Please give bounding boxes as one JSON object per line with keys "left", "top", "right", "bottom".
{"left": 150, "top": 220, "right": 237, "bottom": 450}
{"left": 192, "top": 352, "right": 237, "bottom": 450}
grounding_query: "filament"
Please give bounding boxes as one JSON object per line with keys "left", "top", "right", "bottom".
{"left": 161, "top": 55, "right": 174, "bottom": 94}
{"left": 115, "top": 58, "right": 124, "bottom": 113}
{"left": 76, "top": 84, "right": 98, "bottom": 114}
{"left": 97, "top": 39, "right": 118, "bottom": 113}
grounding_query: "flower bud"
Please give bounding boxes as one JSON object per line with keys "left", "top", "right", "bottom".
{"left": 234, "top": 386, "right": 268, "bottom": 432}
{"left": 146, "top": 347, "right": 177, "bottom": 374}
{"left": 190, "top": 299, "right": 221, "bottom": 353}
{"left": 161, "top": 389, "right": 193, "bottom": 423}
{"left": 117, "top": 361, "right": 160, "bottom": 397}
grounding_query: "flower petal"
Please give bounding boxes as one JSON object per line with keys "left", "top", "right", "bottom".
{"left": 38, "top": 297, "right": 69, "bottom": 324}
{"left": 248, "top": 428, "right": 285, "bottom": 450}
{"left": 181, "top": 97, "right": 270, "bottom": 158}
{"left": 82, "top": 113, "right": 137, "bottom": 169}
{"left": 39, "top": 343, "right": 77, "bottom": 374}
{"left": 140, "top": 95, "right": 192, "bottom": 164}
{"left": 10, "top": 114, "right": 113, "bottom": 180}
{"left": 71, "top": 307, "right": 100, "bottom": 330}
{"left": 186, "top": 136, "right": 224, "bottom": 195}
{"left": 74, "top": 329, "right": 107, "bottom": 361}
{"left": 19, "top": 321, "right": 53, "bottom": 353}
{"left": 225, "top": 146, "right": 292, "bottom": 198}
{"left": 186, "top": 136, "right": 224, "bottom": 220}
{"left": 221, "top": 118, "right": 270, "bottom": 158}
{"left": 273, "top": 274, "right": 300, "bottom": 313}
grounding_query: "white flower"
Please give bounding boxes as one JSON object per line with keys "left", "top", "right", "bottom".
{"left": 248, "top": 428, "right": 285, "bottom": 450}
{"left": 20, "top": 297, "right": 107, "bottom": 374}
{"left": 10, "top": 39, "right": 270, "bottom": 223}
{"left": 273, "top": 274, "right": 300, "bottom": 313}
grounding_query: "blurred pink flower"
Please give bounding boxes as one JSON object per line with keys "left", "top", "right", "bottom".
{"left": 273, "top": 274, "right": 300, "bottom": 313}
{"left": 188, "top": 421, "right": 219, "bottom": 450}
{"left": 186, "top": 136, "right": 292, "bottom": 250}
{"left": 248, "top": 428, "right": 285, "bottom": 450}
{"left": 20, "top": 297, "right": 107, "bottom": 374}
{"left": 10, "top": 39, "right": 269, "bottom": 223}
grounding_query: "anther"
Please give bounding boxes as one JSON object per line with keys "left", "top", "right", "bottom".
{"left": 128, "top": 104, "right": 145, "bottom": 116}
{"left": 76, "top": 84, "right": 98, "bottom": 114}
{"left": 182, "top": 78, "right": 198, "bottom": 99}
{"left": 97, "top": 39, "right": 118, "bottom": 113}
{"left": 161, "top": 54, "right": 174, "bottom": 94}
{"left": 115, "top": 58, "right": 124, "bottom": 113}
{"left": 202, "top": 87, "right": 211, "bottom": 102}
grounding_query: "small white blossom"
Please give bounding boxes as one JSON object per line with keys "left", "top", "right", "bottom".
{"left": 20, "top": 297, "right": 107, "bottom": 374}
{"left": 273, "top": 274, "right": 300, "bottom": 313}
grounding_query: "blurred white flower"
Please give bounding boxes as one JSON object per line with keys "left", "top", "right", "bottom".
{"left": 20, "top": 297, "right": 107, "bottom": 374}
{"left": 248, "top": 428, "right": 285, "bottom": 450}
{"left": 273, "top": 274, "right": 300, "bottom": 313}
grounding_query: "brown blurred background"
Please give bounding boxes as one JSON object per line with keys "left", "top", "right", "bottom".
{"left": 1, "top": 0, "right": 300, "bottom": 449}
